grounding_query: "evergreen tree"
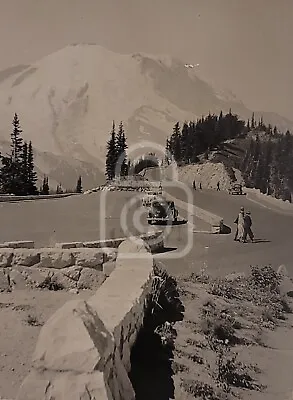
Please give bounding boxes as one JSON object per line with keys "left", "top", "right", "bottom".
{"left": 56, "top": 183, "right": 63, "bottom": 194}
{"left": 116, "top": 121, "right": 128, "bottom": 176}
{"left": 20, "top": 141, "right": 28, "bottom": 195}
{"left": 27, "top": 141, "right": 38, "bottom": 195}
{"left": 41, "top": 176, "right": 50, "bottom": 195}
{"left": 0, "top": 114, "right": 24, "bottom": 195}
{"left": 76, "top": 176, "right": 83, "bottom": 193}
{"left": 169, "top": 122, "right": 182, "bottom": 163}
{"left": 105, "top": 121, "right": 117, "bottom": 180}
{"left": 260, "top": 116, "right": 264, "bottom": 128}
{"left": 165, "top": 138, "right": 172, "bottom": 165}
{"left": 251, "top": 112, "right": 255, "bottom": 129}
{"left": 180, "top": 122, "right": 190, "bottom": 163}
{"left": 11, "top": 113, "right": 23, "bottom": 163}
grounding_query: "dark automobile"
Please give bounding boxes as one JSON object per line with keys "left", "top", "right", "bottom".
{"left": 147, "top": 200, "right": 178, "bottom": 224}
{"left": 228, "top": 183, "right": 245, "bottom": 195}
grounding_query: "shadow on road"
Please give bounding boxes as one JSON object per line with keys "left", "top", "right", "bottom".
{"left": 149, "top": 219, "right": 187, "bottom": 226}
{"left": 221, "top": 224, "right": 232, "bottom": 234}
{"left": 252, "top": 238, "right": 271, "bottom": 244}
{"left": 153, "top": 246, "right": 177, "bottom": 254}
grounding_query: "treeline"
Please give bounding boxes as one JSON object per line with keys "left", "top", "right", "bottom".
{"left": 105, "top": 121, "right": 129, "bottom": 180}
{"left": 105, "top": 121, "right": 161, "bottom": 180}
{"left": 165, "top": 110, "right": 293, "bottom": 201}
{"left": 0, "top": 113, "right": 38, "bottom": 195}
{"left": 165, "top": 110, "right": 246, "bottom": 164}
{"left": 0, "top": 113, "right": 84, "bottom": 195}
{"left": 241, "top": 131, "right": 293, "bottom": 201}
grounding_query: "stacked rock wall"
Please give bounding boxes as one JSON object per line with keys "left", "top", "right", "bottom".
{"left": 0, "top": 231, "right": 164, "bottom": 292}
{"left": 16, "top": 238, "right": 157, "bottom": 400}
{"left": 0, "top": 247, "right": 117, "bottom": 292}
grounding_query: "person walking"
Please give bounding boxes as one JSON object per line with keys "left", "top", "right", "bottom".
{"left": 217, "top": 181, "right": 220, "bottom": 191}
{"left": 234, "top": 206, "right": 245, "bottom": 242}
{"left": 243, "top": 211, "right": 254, "bottom": 243}
{"left": 193, "top": 180, "right": 196, "bottom": 190}
{"left": 199, "top": 183, "right": 202, "bottom": 190}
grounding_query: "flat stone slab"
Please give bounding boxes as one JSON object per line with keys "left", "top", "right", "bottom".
{"left": 55, "top": 242, "right": 84, "bottom": 249}
{"left": 3, "top": 241, "right": 34, "bottom": 249}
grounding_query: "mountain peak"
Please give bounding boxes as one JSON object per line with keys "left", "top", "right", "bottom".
{"left": 0, "top": 45, "right": 291, "bottom": 189}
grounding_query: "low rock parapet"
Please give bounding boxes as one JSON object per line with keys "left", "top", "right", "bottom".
{"left": 16, "top": 238, "right": 160, "bottom": 400}
{"left": 55, "top": 230, "right": 164, "bottom": 252}
{"left": 0, "top": 247, "right": 118, "bottom": 292}
{"left": 0, "top": 231, "right": 165, "bottom": 292}
{"left": 0, "top": 241, "right": 35, "bottom": 249}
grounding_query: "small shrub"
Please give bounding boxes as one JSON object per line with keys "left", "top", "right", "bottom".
{"left": 176, "top": 348, "right": 204, "bottom": 365}
{"left": 189, "top": 269, "right": 211, "bottom": 284}
{"left": 155, "top": 321, "right": 176, "bottom": 347}
{"left": 249, "top": 266, "right": 280, "bottom": 293}
{"left": 172, "top": 361, "right": 189, "bottom": 374}
{"left": 26, "top": 314, "right": 42, "bottom": 326}
{"left": 148, "top": 263, "right": 184, "bottom": 327}
{"left": 216, "top": 349, "right": 263, "bottom": 392}
{"left": 181, "top": 379, "right": 226, "bottom": 400}
{"left": 38, "top": 274, "right": 64, "bottom": 291}
{"left": 209, "top": 278, "right": 243, "bottom": 300}
{"left": 201, "top": 307, "right": 242, "bottom": 346}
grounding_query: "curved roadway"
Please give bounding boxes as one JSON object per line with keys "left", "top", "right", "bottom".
{"left": 0, "top": 187, "right": 292, "bottom": 278}
{"left": 0, "top": 192, "right": 149, "bottom": 247}
{"left": 161, "top": 187, "right": 293, "bottom": 277}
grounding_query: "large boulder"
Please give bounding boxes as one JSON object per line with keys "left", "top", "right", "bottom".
{"left": 53, "top": 271, "right": 78, "bottom": 290}
{"left": 77, "top": 268, "right": 106, "bottom": 290}
{"left": 277, "top": 265, "right": 293, "bottom": 297}
{"left": 9, "top": 269, "right": 28, "bottom": 290}
{"left": 103, "top": 261, "right": 116, "bottom": 277}
{"left": 25, "top": 268, "right": 53, "bottom": 288}
{"left": 0, "top": 268, "right": 11, "bottom": 292}
{"left": 102, "top": 247, "right": 118, "bottom": 263}
{"left": 13, "top": 249, "right": 41, "bottom": 267}
{"left": 39, "top": 249, "right": 75, "bottom": 269}
{"left": 73, "top": 249, "right": 104, "bottom": 269}
{"left": 62, "top": 266, "right": 82, "bottom": 281}
{"left": 0, "top": 250, "right": 13, "bottom": 268}
{"left": 32, "top": 300, "right": 111, "bottom": 373}
{"left": 16, "top": 369, "right": 110, "bottom": 400}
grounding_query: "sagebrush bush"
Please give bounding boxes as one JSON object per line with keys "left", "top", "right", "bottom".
{"left": 216, "top": 348, "right": 263, "bottom": 392}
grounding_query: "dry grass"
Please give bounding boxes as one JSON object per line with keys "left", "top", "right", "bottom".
{"left": 173, "top": 265, "right": 293, "bottom": 399}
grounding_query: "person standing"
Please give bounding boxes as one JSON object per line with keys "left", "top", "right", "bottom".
{"left": 193, "top": 180, "right": 196, "bottom": 190}
{"left": 217, "top": 181, "right": 220, "bottom": 191}
{"left": 199, "top": 183, "right": 202, "bottom": 190}
{"left": 234, "top": 206, "right": 245, "bottom": 242}
{"left": 243, "top": 211, "right": 254, "bottom": 243}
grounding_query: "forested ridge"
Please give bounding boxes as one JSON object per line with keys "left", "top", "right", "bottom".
{"left": 165, "top": 111, "right": 293, "bottom": 201}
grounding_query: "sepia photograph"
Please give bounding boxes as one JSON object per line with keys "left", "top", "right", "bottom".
{"left": 0, "top": 1, "right": 292, "bottom": 399}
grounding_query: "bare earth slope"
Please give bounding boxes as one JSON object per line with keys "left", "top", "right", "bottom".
{"left": 0, "top": 44, "right": 292, "bottom": 189}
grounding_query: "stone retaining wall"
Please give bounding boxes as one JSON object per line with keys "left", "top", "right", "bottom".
{"left": 16, "top": 238, "right": 158, "bottom": 400}
{"left": 55, "top": 230, "right": 164, "bottom": 252}
{"left": 0, "top": 247, "right": 118, "bottom": 292}
{"left": 0, "top": 230, "right": 164, "bottom": 252}
{"left": 0, "top": 193, "right": 79, "bottom": 203}
{"left": 0, "top": 231, "right": 164, "bottom": 292}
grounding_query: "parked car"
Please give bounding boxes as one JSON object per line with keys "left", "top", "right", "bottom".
{"left": 228, "top": 183, "right": 244, "bottom": 195}
{"left": 147, "top": 199, "right": 178, "bottom": 224}
{"left": 142, "top": 191, "right": 163, "bottom": 208}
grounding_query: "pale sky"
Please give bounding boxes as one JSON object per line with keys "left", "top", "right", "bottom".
{"left": 0, "top": 0, "right": 292, "bottom": 119}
